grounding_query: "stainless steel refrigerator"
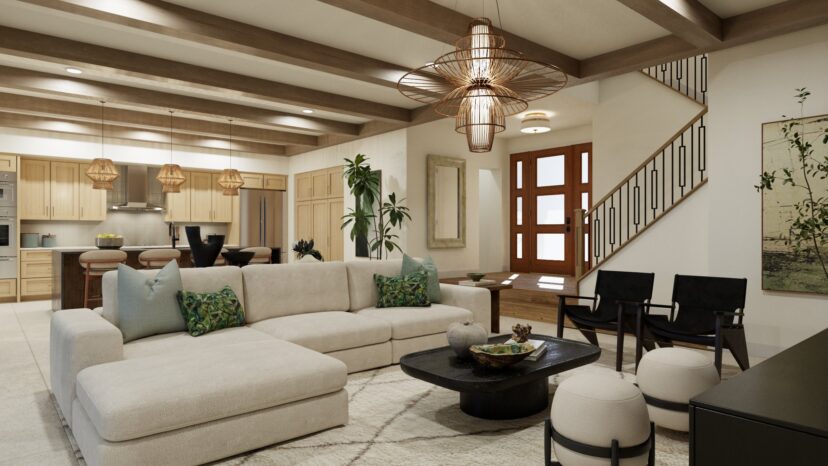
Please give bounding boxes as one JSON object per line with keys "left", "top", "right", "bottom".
{"left": 239, "top": 189, "right": 284, "bottom": 248}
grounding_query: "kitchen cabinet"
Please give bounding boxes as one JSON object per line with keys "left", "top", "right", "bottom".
{"left": 164, "top": 172, "right": 191, "bottom": 222}
{"left": 312, "top": 171, "right": 329, "bottom": 199}
{"left": 294, "top": 166, "right": 345, "bottom": 261}
{"left": 78, "top": 163, "right": 108, "bottom": 221}
{"left": 211, "top": 173, "right": 233, "bottom": 222}
{"left": 328, "top": 167, "right": 343, "bottom": 199}
{"left": 240, "top": 173, "right": 263, "bottom": 190}
{"left": 263, "top": 174, "right": 286, "bottom": 191}
{"left": 328, "top": 199, "right": 344, "bottom": 262}
{"left": 50, "top": 162, "right": 80, "bottom": 220}
{"left": 296, "top": 172, "right": 313, "bottom": 201}
{"left": 21, "top": 249, "right": 53, "bottom": 299}
{"left": 19, "top": 159, "right": 51, "bottom": 220}
{"left": 0, "top": 154, "right": 16, "bottom": 172}
{"left": 189, "top": 171, "right": 213, "bottom": 222}
{"left": 312, "top": 200, "right": 330, "bottom": 260}
{"left": 296, "top": 202, "right": 313, "bottom": 245}
{"left": 0, "top": 279, "right": 15, "bottom": 299}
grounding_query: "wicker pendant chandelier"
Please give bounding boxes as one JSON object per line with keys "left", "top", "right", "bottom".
{"left": 397, "top": 11, "right": 567, "bottom": 153}
{"left": 217, "top": 119, "right": 244, "bottom": 196}
{"left": 85, "top": 101, "right": 119, "bottom": 190}
{"left": 156, "top": 110, "right": 186, "bottom": 194}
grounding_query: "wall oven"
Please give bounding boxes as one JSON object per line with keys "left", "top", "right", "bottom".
{"left": 0, "top": 206, "right": 15, "bottom": 279}
{"left": 0, "top": 172, "right": 15, "bottom": 208}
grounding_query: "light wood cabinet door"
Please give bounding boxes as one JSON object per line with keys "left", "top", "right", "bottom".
{"left": 328, "top": 167, "right": 344, "bottom": 199}
{"left": 50, "top": 162, "right": 79, "bottom": 220}
{"left": 164, "top": 171, "right": 191, "bottom": 222}
{"left": 21, "top": 261, "right": 52, "bottom": 278}
{"left": 189, "top": 171, "right": 213, "bottom": 222}
{"left": 240, "top": 173, "right": 263, "bottom": 189}
{"left": 19, "top": 159, "right": 51, "bottom": 220}
{"left": 312, "top": 200, "right": 330, "bottom": 260}
{"left": 295, "top": 201, "right": 313, "bottom": 244}
{"left": 312, "top": 170, "right": 329, "bottom": 199}
{"left": 78, "top": 163, "right": 107, "bottom": 221}
{"left": 328, "top": 199, "right": 344, "bottom": 261}
{"left": 296, "top": 173, "right": 313, "bottom": 201}
{"left": 21, "top": 278, "right": 52, "bottom": 297}
{"left": 0, "top": 279, "right": 15, "bottom": 298}
{"left": 0, "top": 155, "right": 16, "bottom": 172}
{"left": 211, "top": 173, "right": 233, "bottom": 222}
{"left": 263, "top": 174, "right": 286, "bottom": 191}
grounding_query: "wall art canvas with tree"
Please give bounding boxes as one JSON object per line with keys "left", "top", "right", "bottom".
{"left": 757, "top": 90, "right": 828, "bottom": 294}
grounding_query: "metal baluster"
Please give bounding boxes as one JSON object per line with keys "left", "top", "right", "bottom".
{"left": 609, "top": 197, "right": 616, "bottom": 251}
{"left": 661, "top": 150, "right": 666, "bottom": 213}
{"left": 633, "top": 175, "right": 641, "bottom": 232}
{"left": 651, "top": 162, "right": 658, "bottom": 216}
{"left": 699, "top": 116, "right": 707, "bottom": 175}
{"left": 626, "top": 181, "right": 630, "bottom": 242}
{"left": 701, "top": 55, "right": 708, "bottom": 104}
{"left": 671, "top": 141, "right": 675, "bottom": 205}
{"left": 679, "top": 135, "right": 687, "bottom": 196}
{"left": 690, "top": 124, "right": 695, "bottom": 189}
{"left": 602, "top": 202, "right": 607, "bottom": 261}
{"left": 643, "top": 164, "right": 648, "bottom": 225}
{"left": 594, "top": 217, "right": 601, "bottom": 260}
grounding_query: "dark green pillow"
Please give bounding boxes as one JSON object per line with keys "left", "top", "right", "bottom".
{"left": 177, "top": 286, "right": 245, "bottom": 337}
{"left": 374, "top": 271, "right": 431, "bottom": 308}
{"left": 401, "top": 254, "right": 441, "bottom": 303}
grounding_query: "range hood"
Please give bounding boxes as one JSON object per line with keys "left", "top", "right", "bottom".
{"left": 107, "top": 165, "right": 166, "bottom": 212}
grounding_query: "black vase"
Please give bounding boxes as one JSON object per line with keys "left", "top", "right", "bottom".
{"left": 186, "top": 226, "right": 224, "bottom": 267}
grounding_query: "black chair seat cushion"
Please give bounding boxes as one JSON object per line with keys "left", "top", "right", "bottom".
{"left": 644, "top": 315, "right": 715, "bottom": 345}
{"left": 565, "top": 304, "right": 617, "bottom": 326}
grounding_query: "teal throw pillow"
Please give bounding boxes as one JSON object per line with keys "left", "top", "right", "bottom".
{"left": 401, "top": 254, "right": 441, "bottom": 303}
{"left": 374, "top": 270, "right": 431, "bottom": 308}
{"left": 177, "top": 286, "right": 245, "bottom": 337}
{"left": 116, "top": 260, "right": 185, "bottom": 343}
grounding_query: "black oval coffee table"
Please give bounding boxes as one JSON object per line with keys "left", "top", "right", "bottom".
{"left": 400, "top": 334, "right": 601, "bottom": 419}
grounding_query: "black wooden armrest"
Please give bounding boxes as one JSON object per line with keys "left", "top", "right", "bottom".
{"left": 646, "top": 303, "right": 674, "bottom": 309}
{"left": 558, "top": 294, "right": 597, "bottom": 301}
{"left": 714, "top": 311, "right": 744, "bottom": 316}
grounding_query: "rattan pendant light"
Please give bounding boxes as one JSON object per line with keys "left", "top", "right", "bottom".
{"left": 397, "top": 3, "right": 567, "bottom": 153}
{"left": 85, "top": 101, "right": 119, "bottom": 190}
{"left": 156, "top": 110, "right": 186, "bottom": 194}
{"left": 217, "top": 119, "right": 244, "bottom": 196}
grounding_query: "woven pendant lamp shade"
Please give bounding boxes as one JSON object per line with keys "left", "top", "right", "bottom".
{"left": 217, "top": 168, "right": 244, "bottom": 196}
{"left": 85, "top": 158, "right": 119, "bottom": 190}
{"left": 157, "top": 163, "right": 186, "bottom": 193}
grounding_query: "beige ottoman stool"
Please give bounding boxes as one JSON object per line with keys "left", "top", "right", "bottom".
{"left": 636, "top": 347, "right": 720, "bottom": 432}
{"left": 545, "top": 373, "right": 654, "bottom": 466}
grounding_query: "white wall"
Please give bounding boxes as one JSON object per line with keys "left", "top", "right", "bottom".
{"left": 707, "top": 25, "right": 828, "bottom": 357}
{"left": 286, "top": 129, "right": 407, "bottom": 262}
{"left": 478, "top": 168, "right": 503, "bottom": 273}
{"left": 504, "top": 124, "right": 592, "bottom": 155}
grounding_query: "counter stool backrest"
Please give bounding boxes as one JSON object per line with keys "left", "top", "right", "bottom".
{"left": 138, "top": 249, "right": 181, "bottom": 269}
{"left": 593, "top": 270, "right": 655, "bottom": 320}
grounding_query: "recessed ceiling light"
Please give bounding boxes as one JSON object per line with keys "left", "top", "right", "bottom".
{"left": 302, "top": 109, "right": 314, "bottom": 114}
{"left": 520, "top": 112, "right": 552, "bottom": 134}
{"left": 65, "top": 67, "right": 82, "bottom": 75}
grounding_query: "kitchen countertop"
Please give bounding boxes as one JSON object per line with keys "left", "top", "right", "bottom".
{"left": 22, "top": 244, "right": 240, "bottom": 252}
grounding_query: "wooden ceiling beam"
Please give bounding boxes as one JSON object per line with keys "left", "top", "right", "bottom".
{"left": 581, "top": 0, "right": 828, "bottom": 81}
{"left": 615, "top": 0, "right": 722, "bottom": 47}
{"left": 0, "top": 111, "right": 286, "bottom": 156}
{"left": 0, "top": 66, "right": 360, "bottom": 135}
{"left": 0, "top": 26, "right": 411, "bottom": 123}
{"left": 318, "top": 0, "right": 581, "bottom": 78}
{"left": 19, "top": 0, "right": 414, "bottom": 89}
{"left": 0, "top": 92, "right": 319, "bottom": 147}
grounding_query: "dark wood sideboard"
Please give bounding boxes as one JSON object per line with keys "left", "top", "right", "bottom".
{"left": 690, "top": 328, "right": 828, "bottom": 465}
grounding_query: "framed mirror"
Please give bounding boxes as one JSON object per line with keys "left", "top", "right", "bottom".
{"left": 427, "top": 154, "right": 466, "bottom": 248}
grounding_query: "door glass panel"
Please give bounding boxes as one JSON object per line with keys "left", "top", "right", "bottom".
{"left": 584, "top": 233, "right": 589, "bottom": 261}
{"left": 537, "top": 194, "right": 565, "bottom": 225}
{"left": 536, "top": 155, "right": 565, "bottom": 187}
{"left": 516, "top": 233, "right": 523, "bottom": 259}
{"left": 516, "top": 161, "right": 523, "bottom": 189}
{"left": 516, "top": 196, "right": 523, "bottom": 225}
{"left": 581, "top": 192, "right": 589, "bottom": 224}
{"left": 537, "top": 233, "right": 565, "bottom": 261}
{"left": 581, "top": 152, "right": 589, "bottom": 184}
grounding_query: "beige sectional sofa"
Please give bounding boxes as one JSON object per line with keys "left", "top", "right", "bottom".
{"left": 50, "top": 259, "right": 490, "bottom": 466}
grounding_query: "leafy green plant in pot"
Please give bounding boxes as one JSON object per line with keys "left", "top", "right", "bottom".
{"left": 292, "top": 239, "right": 323, "bottom": 261}
{"left": 341, "top": 154, "right": 411, "bottom": 260}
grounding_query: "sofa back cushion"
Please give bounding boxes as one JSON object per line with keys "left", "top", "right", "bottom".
{"left": 346, "top": 259, "right": 403, "bottom": 311}
{"left": 242, "top": 262, "right": 350, "bottom": 323}
{"left": 102, "top": 266, "right": 245, "bottom": 328}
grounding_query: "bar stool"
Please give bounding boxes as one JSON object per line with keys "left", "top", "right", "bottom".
{"left": 213, "top": 248, "right": 229, "bottom": 266}
{"left": 79, "top": 250, "right": 128, "bottom": 309}
{"left": 241, "top": 247, "right": 271, "bottom": 264}
{"left": 138, "top": 249, "right": 181, "bottom": 269}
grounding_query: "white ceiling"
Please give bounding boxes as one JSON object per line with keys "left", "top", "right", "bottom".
{"left": 699, "top": 0, "right": 786, "bottom": 18}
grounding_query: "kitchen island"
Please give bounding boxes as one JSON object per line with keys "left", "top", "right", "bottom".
{"left": 47, "top": 246, "right": 197, "bottom": 311}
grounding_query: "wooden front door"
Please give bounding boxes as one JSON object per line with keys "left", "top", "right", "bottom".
{"left": 510, "top": 143, "right": 592, "bottom": 275}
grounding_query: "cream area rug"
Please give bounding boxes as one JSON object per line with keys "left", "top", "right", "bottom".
{"left": 213, "top": 349, "right": 720, "bottom": 466}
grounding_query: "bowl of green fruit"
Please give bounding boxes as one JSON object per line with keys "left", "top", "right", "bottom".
{"left": 95, "top": 234, "right": 123, "bottom": 249}
{"left": 469, "top": 342, "right": 535, "bottom": 369}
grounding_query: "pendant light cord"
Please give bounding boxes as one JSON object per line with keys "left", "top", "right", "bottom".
{"left": 168, "top": 110, "right": 174, "bottom": 163}
{"left": 100, "top": 101, "right": 105, "bottom": 158}
{"left": 495, "top": 0, "right": 503, "bottom": 31}
{"left": 228, "top": 119, "right": 233, "bottom": 169}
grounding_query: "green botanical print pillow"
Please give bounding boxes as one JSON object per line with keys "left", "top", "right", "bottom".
{"left": 177, "top": 286, "right": 245, "bottom": 337}
{"left": 374, "top": 271, "right": 431, "bottom": 308}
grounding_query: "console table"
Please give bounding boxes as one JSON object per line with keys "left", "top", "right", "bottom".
{"left": 690, "top": 329, "right": 828, "bottom": 465}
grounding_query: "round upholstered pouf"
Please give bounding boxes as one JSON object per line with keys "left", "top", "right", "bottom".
{"left": 636, "top": 348, "right": 720, "bottom": 432}
{"left": 549, "top": 373, "right": 652, "bottom": 466}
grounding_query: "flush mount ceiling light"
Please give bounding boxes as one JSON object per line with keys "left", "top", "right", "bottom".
{"left": 85, "top": 101, "right": 119, "bottom": 190}
{"left": 217, "top": 119, "right": 244, "bottom": 196}
{"left": 156, "top": 110, "right": 186, "bottom": 194}
{"left": 302, "top": 109, "right": 314, "bottom": 114}
{"left": 65, "top": 67, "right": 82, "bottom": 74}
{"left": 397, "top": 4, "right": 567, "bottom": 153}
{"left": 520, "top": 112, "right": 551, "bottom": 134}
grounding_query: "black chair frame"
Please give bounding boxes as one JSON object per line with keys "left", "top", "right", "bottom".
{"left": 544, "top": 419, "right": 655, "bottom": 466}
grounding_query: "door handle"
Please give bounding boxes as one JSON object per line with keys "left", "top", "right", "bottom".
{"left": 565, "top": 216, "right": 571, "bottom": 233}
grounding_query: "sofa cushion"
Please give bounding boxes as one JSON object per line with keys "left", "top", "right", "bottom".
{"left": 177, "top": 286, "right": 245, "bottom": 336}
{"left": 346, "top": 259, "right": 402, "bottom": 311}
{"left": 242, "top": 262, "right": 350, "bottom": 323}
{"left": 250, "top": 311, "right": 391, "bottom": 353}
{"left": 116, "top": 261, "right": 185, "bottom": 343}
{"left": 102, "top": 266, "right": 244, "bottom": 328}
{"left": 374, "top": 271, "right": 431, "bottom": 308}
{"left": 76, "top": 339, "right": 347, "bottom": 442}
{"left": 402, "top": 255, "right": 441, "bottom": 303}
{"left": 122, "top": 327, "right": 271, "bottom": 360}
{"left": 356, "top": 304, "right": 473, "bottom": 340}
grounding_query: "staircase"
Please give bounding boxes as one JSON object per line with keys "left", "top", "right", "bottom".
{"left": 576, "top": 55, "right": 709, "bottom": 279}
